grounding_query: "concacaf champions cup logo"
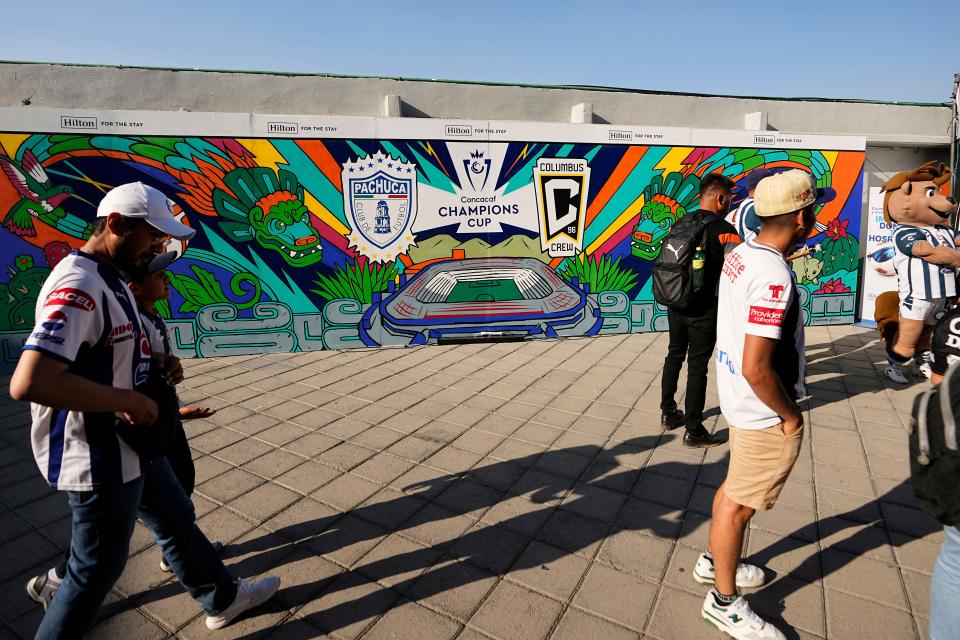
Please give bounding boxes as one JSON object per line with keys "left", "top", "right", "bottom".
{"left": 341, "top": 151, "right": 418, "bottom": 262}
{"left": 533, "top": 158, "right": 590, "bottom": 258}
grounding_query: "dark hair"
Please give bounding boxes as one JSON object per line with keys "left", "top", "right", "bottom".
{"left": 90, "top": 215, "right": 145, "bottom": 237}
{"left": 700, "top": 172, "right": 735, "bottom": 198}
{"left": 90, "top": 217, "right": 108, "bottom": 236}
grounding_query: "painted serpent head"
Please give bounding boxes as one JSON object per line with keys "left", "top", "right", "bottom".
{"left": 213, "top": 167, "right": 323, "bottom": 267}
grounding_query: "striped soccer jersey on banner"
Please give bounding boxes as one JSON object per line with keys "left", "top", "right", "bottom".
{"left": 892, "top": 224, "right": 960, "bottom": 301}
{"left": 24, "top": 251, "right": 151, "bottom": 491}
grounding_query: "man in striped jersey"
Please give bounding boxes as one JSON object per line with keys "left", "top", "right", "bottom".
{"left": 881, "top": 162, "right": 960, "bottom": 384}
{"left": 10, "top": 182, "right": 279, "bottom": 637}
{"left": 726, "top": 168, "right": 775, "bottom": 243}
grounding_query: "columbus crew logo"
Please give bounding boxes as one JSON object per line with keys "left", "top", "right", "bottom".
{"left": 533, "top": 158, "right": 590, "bottom": 258}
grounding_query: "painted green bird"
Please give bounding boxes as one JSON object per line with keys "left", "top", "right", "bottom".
{"left": 0, "top": 149, "right": 88, "bottom": 237}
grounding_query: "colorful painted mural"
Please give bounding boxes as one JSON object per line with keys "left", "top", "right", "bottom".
{"left": 0, "top": 109, "right": 866, "bottom": 368}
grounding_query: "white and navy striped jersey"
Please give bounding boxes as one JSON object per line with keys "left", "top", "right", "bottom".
{"left": 140, "top": 310, "right": 172, "bottom": 357}
{"left": 725, "top": 197, "right": 761, "bottom": 243}
{"left": 24, "top": 251, "right": 151, "bottom": 491}
{"left": 892, "top": 224, "right": 960, "bottom": 301}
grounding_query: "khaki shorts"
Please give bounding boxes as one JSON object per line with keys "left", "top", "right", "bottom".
{"left": 724, "top": 423, "right": 804, "bottom": 511}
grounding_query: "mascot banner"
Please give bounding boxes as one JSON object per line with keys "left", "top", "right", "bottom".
{"left": 0, "top": 107, "right": 866, "bottom": 368}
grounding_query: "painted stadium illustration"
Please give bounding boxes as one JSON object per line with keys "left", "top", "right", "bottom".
{"left": 359, "top": 257, "right": 602, "bottom": 346}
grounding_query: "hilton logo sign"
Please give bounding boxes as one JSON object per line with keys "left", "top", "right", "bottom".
{"left": 60, "top": 116, "right": 97, "bottom": 130}
{"left": 445, "top": 125, "right": 472, "bottom": 137}
{"left": 267, "top": 122, "right": 299, "bottom": 134}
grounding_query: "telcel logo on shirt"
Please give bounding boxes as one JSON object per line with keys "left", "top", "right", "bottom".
{"left": 748, "top": 305, "right": 785, "bottom": 326}
{"left": 45, "top": 288, "right": 96, "bottom": 312}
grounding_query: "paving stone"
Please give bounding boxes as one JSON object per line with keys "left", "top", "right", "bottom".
{"left": 196, "top": 467, "right": 265, "bottom": 504}
{"left": 402, "top": 505, "right": 476, "bottom": 550}
{"left": 229, "top": 481, "right": 301, "bottom": 523}
{"left": 298, "top": 572, "right": 401, "bottom": 639}
{"left": 813, "top": 463, "right": 876, "bottom": 498}
{"left": 825, "top": 590, "right": 916, "bottom": 640}
{"left": 241, "top": 448, "right": 307, "bottom": 479}
{"left": 86, "top": 608, "right": 169, "bottom": 640}
{"left": 572, "top": 562, "right": 657, "bottom": 631}
{"left": 560, "top": 482, "right": 627, "bottom": 524}
{"left": 553, "top": 608, "right": 639, "bottom": 640}
{"left": 312, "top": 473, "right": 382, "bottom": 511}
{"left": 406, "top": 558, "right": 498, "bottom": 621}
{"left": 536, "top": 509, "right": 609, "bottom": 558}
{"left": 821, "top": 547, "right": 908, "bottom": 608}
{"left": 902, "top": 567, "right": 931, "bottom": 617}
{"left": 274, "top": 460, "right": 341, "bottom": 495}
{"left": 470, "top": 580, "right": 564, "bottom": 640}
{"left": 508, "top": 539, "right": 591, "bottom": 601}
{"left": 320, "top": 442, "right": 377, "bottom": 471}
{"left": 363, "top": 599, "right": 461, "bottom": 640}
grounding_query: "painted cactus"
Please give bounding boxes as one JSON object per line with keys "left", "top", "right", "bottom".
{"left": 819, "top": 218, "right": 859, "bottom": 276}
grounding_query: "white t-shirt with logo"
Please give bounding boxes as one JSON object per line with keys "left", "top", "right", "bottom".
{"left": 24, "top": 251, "right": 151, "bottom": 491}
{"left": 715, "top": 240, "right": 805, "bottom": 430}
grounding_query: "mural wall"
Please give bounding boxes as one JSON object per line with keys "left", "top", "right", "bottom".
{"left": 0, "top": 108, "right": 866, "bottom": 367}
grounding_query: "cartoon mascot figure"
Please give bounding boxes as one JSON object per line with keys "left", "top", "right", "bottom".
{"left": 875, "top": 161, "right": 960, "bottom": 383}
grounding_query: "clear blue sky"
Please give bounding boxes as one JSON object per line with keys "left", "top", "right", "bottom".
{"left": 3, "top": 0, "right": 957, "bottom": 103}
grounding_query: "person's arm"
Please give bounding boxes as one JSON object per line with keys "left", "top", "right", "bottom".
{"left": 897, "top": 226, "right": 960, "bottom": 266}
{"left": 11, "top": 350, "right": 158, "bottom": 424}
{"left": 741, "top": 335, "right": 803, "bottom": 434}
{"left": 179, "top": 405, "right": 217, "bottom": 420}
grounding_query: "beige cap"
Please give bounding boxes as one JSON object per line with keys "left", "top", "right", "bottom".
{"left": 754, "top": 169, "right": 835, "bottom": 217}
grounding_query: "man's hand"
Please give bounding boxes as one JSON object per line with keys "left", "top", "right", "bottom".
{"left": 780, "top": 407, "right": 804, "bottom": 436}
{"left": 120, "top": 390, "right": 159, "bottom": 425}
{"left": 153, "top": 354, "right": 184, "bottom": 384}
{"left": 180, "top": 405, "right": 217, "bottom": 420}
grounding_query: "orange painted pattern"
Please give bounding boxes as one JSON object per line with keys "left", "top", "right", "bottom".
{"left": 296, "top": 140, "right": 343, "bottom": 191}
{"left": 585, "top": 146, "right": 647, "bottom": 226}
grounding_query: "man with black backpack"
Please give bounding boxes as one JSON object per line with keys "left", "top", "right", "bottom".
{"left": 655, "top": 172, "right": 741, "bottom": 447}
{"left": 912, "top": 305, "right": 960, "bottom": 639}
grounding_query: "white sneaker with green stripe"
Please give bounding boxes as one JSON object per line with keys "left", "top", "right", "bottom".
{"left": 702, "top": 589, "right": 786, "bottom": 640}
{"left": 693, "top": 553, "right": 766, "bottom": 588}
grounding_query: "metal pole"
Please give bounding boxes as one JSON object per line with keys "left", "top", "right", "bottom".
{"left": 952, "top": 72, "right": 959, "bottom": 201}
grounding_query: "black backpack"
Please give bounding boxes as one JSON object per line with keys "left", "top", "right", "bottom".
{"left": 909, "top": 360, "right": 960, "bottom": 526}
{"left": 652, "top": 211, "right": 717, "bottom": 310}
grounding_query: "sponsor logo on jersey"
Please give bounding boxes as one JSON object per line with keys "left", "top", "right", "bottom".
{"left": 41, "top": 311, "right": 68, "bottom": 332}
{"left": 748, "top": 305, "right": 785, "bottom": 326}
{"left": 45, "top": 288, "right": 96, "bottom": 312}
{"left": 32, "top": 332, "right": 65, "bottom": 345}
{"left": 105, "top": 322, "right": 135, "bottom": 346}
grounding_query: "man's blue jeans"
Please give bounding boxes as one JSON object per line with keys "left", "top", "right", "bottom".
{"left": 931, "top": 525, "right": 960, "bottom": 640}
{"left": 35, "top": 456, "right": 237, "bottom": 639}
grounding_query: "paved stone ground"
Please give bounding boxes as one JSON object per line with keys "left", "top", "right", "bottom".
{"left": 0, "top": 325, "right": 945, "bottom": 640}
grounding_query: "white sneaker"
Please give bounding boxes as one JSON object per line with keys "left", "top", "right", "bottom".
{"left": 205, "top": 576, "right": 280, "bottom": 630}
{"left": 693, "top": 553, "right": 766, "bottom": 588}
{"left": 702, "top": 589, "right": 786, "bottom": 640}
{"left": 25, "top": 568, "right": 62, "bottom": 610}
{"left": 161, "top": 539, "right": 222, "bottom": 573}
{"left": 885, "top": 363, "right": 908, "bottom": 384}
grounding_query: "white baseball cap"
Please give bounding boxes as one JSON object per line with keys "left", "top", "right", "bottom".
{"left": 754, "top": 169, "right": 836, "bottom": 217}
{"left": 96, "top": 182, "right": 196, "bottom": 241}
